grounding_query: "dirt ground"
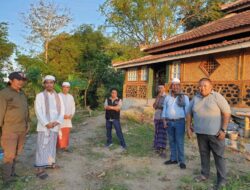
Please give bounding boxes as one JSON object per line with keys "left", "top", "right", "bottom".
{"left": 1, "top": 113, "right": 250, "bottom": 190}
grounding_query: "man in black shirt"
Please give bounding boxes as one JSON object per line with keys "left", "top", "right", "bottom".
{"left": 104, "top": 88, "right": 126, "bottom": 150}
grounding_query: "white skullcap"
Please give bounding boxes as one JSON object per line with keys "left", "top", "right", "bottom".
{"left": 171, "top": 78, "right": 180, "bottom": 84}
{"left": 43, "top": 75, "right": 56, "bottom": 83}
{"left": 62, "top": 82, "right": 70, "bottom": 87}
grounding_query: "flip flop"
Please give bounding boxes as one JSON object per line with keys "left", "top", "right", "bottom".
{"left": 46, "top": 164, "right": 61, "bottom": 169}
{"left": 36, "top": 171, "right": 48, "bottom": 180}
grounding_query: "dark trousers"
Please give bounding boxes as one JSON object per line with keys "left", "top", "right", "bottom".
{"left": 1, "top": 131, "right": 26, "bottom": 182}
{"left": 106, "top": 119, "right": 126, "bottom": 148}
{"left": 197, "top": 134, "right": 226, "bottom": 184}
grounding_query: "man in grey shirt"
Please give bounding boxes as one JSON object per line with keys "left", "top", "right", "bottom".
{"left": 186, "top": 78, "right": 231, "bottom": 190}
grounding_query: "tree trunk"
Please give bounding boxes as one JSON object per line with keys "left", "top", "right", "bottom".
{"left": 84, "top": 80, "right": 91, "bottom": 108}
{"left": 44, "top": 40, "right": 49, "bottom": 64}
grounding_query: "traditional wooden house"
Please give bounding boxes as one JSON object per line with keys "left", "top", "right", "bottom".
{"left": 113, "top": 0, "right": 250, "bottom": 108}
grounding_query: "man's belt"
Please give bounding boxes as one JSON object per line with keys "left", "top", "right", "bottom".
{"left": 166, "top": 118, "right": 185, "bottom": 121}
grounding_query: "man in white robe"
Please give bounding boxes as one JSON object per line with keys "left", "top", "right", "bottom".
{"left": 57, "top": 82, "right": 75, "bottom": 152}
{"left": 34, "top": 75, "right": 64, "bottom": 180}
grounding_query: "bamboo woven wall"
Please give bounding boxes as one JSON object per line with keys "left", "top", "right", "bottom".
{"left": 183, "top": 52, "right": 240, "bottom": 82}
{"left": 165, "top": 80, "right": 250, "bottom": 106}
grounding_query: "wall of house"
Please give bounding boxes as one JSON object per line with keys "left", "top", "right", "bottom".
{"left": 166, "top": 48, "right": 250, "bottom": 107}
{"left": 182, "top": 51, "right": 240, "bottom": 82}
{"left": 123, "top": 66, "right": 149, "bottom": 99}
{"left": 243, "top": 48, "right": 250, "bottom": 80}
{"left": 122, "top": 48, "right": 250, "bottom": 107}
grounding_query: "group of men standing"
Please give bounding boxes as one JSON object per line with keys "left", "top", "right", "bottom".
{"left": 0, "top": 72, "right": 75, "bottom": 184}
{"left": 153, "top": 78, "right": 231, "bottom": 190}
{"left": 0, "top": 71, "right": 231, "bottom": 190}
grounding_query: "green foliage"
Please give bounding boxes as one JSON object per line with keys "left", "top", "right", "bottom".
{"left": 16, "top": 25, "right": 124, "bottom": 109}
{"left": 0, "top": 22, "right": 15, "bottom": 63}
{"left": 100, "top": 0, "right": 185, "bottom": 45}
{"left": 74, "top": 25, "right": 122, "bottom": 107}
{"left": 106, "top": 40, "right": 144, "bottom": 63}
{"left": 0, "top": 22, "right": 15, "bottom": 89}
{"left": 16, "top": 55, "right": 45, "bottom": 104}
{"left": 67, "top": 74, "right": 88, "bottom": 106}
{"left": 96, "top": 84, "right": 106, "bottom": 108}
{"left": 48, "top": 33, "right": 81, "bottom": 82}
{"left": 180, "top": 0, "right": 233, "bottom": 31}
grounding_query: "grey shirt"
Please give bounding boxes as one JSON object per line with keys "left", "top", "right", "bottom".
{"left": 187, "top": 91, "right": 231, "bottom": 135}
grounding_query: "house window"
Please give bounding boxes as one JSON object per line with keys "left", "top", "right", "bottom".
{"left": 140, "top": 66, "right": 148, "bottom": 81}
{"left": 171, "top": 61, "right": 181, "bottom": 79}
{"left": 200, "top": 56, "right": 220, "bottom": 76}
{"left": 127, "top": 68, "right": 138, "bottom": 81}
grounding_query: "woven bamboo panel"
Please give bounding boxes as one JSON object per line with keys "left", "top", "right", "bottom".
{"left": 165, "top": 80, "right": 250, "bottom": 106}
{"left": 125, "top": 84, "right": 147, "bottom": 99}
{"left": 138, "top": 85, "right": 147, "bottom": 98}
{"left": 126, "top": 85, "right": 138, "bottom": 98}
{"left": 243, "top": 83, "right": 250, "bottom": 106}
{"left": 183, "top": 53, "right": 239, "bottom": 82}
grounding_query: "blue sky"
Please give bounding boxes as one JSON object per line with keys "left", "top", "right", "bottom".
{"left": 0, "top": 0, "right": 106, "bottom": 52}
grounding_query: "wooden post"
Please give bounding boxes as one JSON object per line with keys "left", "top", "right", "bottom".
{"left": 245, "top": 117, "right": 250, "bottom": 138}
{"left": 165, "top": 64, "right": 170, "bottom": 83}
{"left": 123, "top": 70, "right": 127, "bottom": 98}
{"left": 147, "top": 67, "right": 154, "bottom": 99}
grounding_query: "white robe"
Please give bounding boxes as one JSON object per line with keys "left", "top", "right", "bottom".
{"left": 35, "top": 92, "right": 65, "bottom": 132}
{"left": 59, "top": 92, "right": 75, "bottom": 128}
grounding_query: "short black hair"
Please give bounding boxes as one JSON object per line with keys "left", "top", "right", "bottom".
{"left": 110, "top": 88, "right": 118, "bottom": 93}
{"left": 199, "top": 78, "right": 212, "bottom": 84}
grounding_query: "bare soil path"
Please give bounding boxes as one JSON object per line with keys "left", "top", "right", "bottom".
{"left": 1, "top": 113, "right": 250, "bottom": 190}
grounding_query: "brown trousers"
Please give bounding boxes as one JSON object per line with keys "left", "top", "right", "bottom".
{"left": 1, "top": 131, "right": 26, "bottom": 181}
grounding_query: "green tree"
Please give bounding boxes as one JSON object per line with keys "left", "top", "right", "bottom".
{"left": 100, "top": 0, "right": 194, "bottom": 45}
{"left": 16, "top": 55, "right": 45, "bottom": 103}
{"left": 48, "top": 33, "right": 81, "bottom": 82}
{"left": 180, "top": 0, "right": 233, "bottom": 31}
{"left": 0, "top": 22, "right": 15, "bottom": 89}
{"left": 74, "top": 25, "right": 112, "bottom": 107}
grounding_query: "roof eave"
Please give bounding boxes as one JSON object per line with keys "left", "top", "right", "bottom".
{"left": 222, "top": 3, "right": 250, "bottom": 13}
{"left": 142, "top": 26, "right": 250, "bottom": 54}
{"left": 113, "top": 41, "right": 250, "bottom": 69}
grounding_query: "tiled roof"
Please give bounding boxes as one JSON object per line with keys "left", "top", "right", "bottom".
{"left": 221, "top": 0, "right": 250, "bottom": 11}
{"left": 143, "top": 10, "right": 250, "bottom": 53}
{"left": 113, "top": 37, "right": 250, "bottom": 68}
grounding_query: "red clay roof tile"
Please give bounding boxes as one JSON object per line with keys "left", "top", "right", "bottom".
{"left": 144, "top": 10, "right": 250, "bottom": 52}
{"left": 113, "top": 36, "right": 250, "bottom": 67}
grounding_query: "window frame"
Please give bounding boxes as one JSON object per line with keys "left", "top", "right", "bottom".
{"left": 140, "top": 66, "right": 148, "bottom": 81}
{"left": 127, "top": 68, "right": 138, "bottom": 81}
{"left": 171, "top": 61, "right": 181, "bottom": 79}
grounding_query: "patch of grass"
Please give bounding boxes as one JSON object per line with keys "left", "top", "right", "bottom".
{"left": 99, "top": 165, "right": 129, "bottom": 190}
{"left": 224, "top": 172, "right": 250, "bottom": 190}
{"left": 84, "top": 119, "right": 154, "bottom": 157}
{"left": 179, "top": 172, "right": 250, "bottom": 190}
{"left": 178, "top": 178, "right": 212, "bottom": 190}
{"left": 72, "top": 112, "right": 87, "bottom": 125}
{"left": 91, "top": 110, "right": 105, "bottom": 117}
{"left": 0, "top": 176, "right": 54, "bottom": 190}
{"left": 124, "top": 122, "right": 154, "bottom": 157}
{"left": 101, "top": 183, "right": 128, "bottom": 190}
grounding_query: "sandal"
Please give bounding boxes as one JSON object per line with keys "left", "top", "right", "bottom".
{"left": 36, "top": 171, "right": 48, "bottom": 180}
{"left": 46, "top": 163, "right": 61, "bottom": 169}
{"left": 194, "top": 175, "right": 208, "bottom": 182}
